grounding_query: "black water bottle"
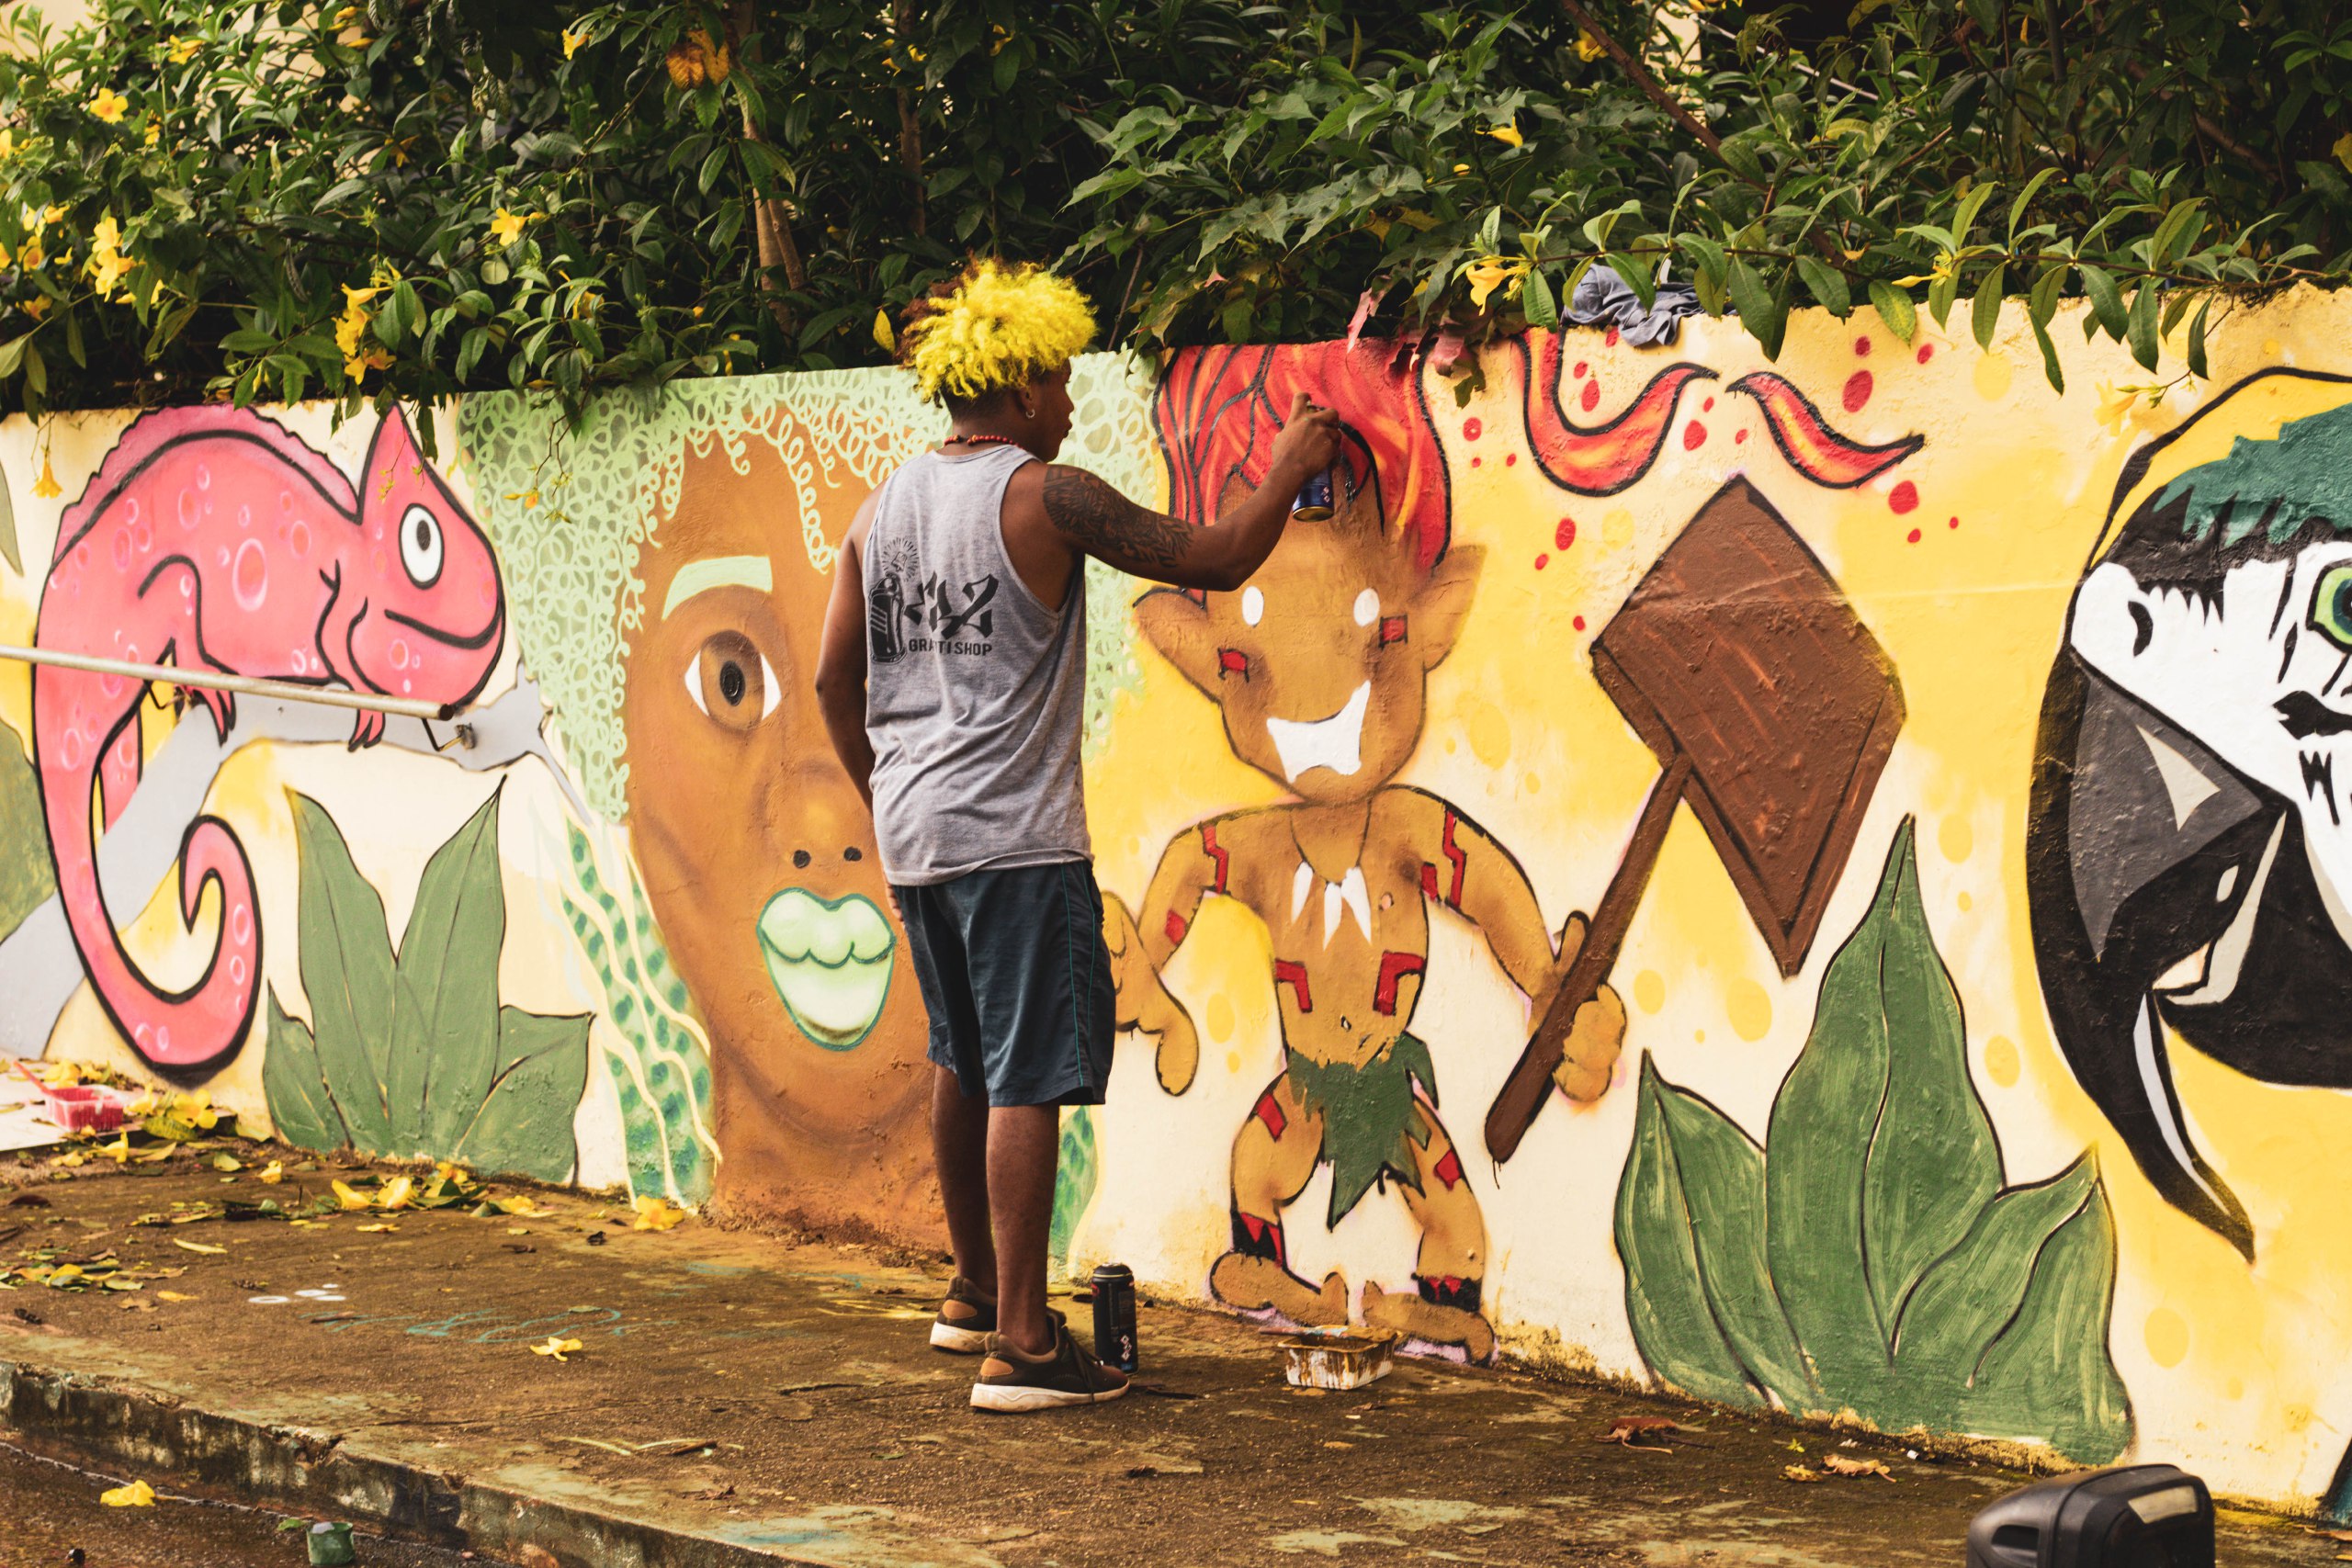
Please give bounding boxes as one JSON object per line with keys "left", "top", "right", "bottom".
{"left": 1091, "top": 1262, "right": 1138, "bottom": 1372}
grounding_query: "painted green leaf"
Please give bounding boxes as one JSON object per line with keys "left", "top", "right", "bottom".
{"left": 0, "top": 716, "right": 54, "bottom": 946}
{"left": 260, "top": 987, "right": 347, "bottom": 1153}
{"left": 1619, "top": 1055, "right": 1818, "bottom": 1410}
{"left": 1892, "top": 1154, "right": 2098, "bottom": 1409}
{"left": 1050, "top": 1104, "right": 1100, "bottom": 1274}
{"left": 1767, "top": 818, "right": 1998, "bottom": 1393}
{"left": 1613, "top": 1055, "right": 1761, "bottom": 1406}
{"left": 390, "top": 787, "right": 505, "bottom": 1154}
{"left": 453, "top": 1005, "right": 589, "bottom": 1182}
{"left": 1961, "top": 1174, "right": 2132, "bottom": 1462}
{"left": 288, "top": 791, "right": 397, "bottom": 1155}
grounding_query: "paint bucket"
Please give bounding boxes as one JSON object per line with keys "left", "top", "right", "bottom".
{"left": 307, "top": 1520, "right": 356, "bottom": 1566}
{"left": 1278, "top": 1327, "right": 1396, "bottom": 1391}
{"left": 39, "top": 1084, "right": 124, "bottom": 1135}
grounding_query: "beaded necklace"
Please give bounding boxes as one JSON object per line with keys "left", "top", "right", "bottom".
{"left": 943, "top": 433, "right": 1025, "bottom": 452}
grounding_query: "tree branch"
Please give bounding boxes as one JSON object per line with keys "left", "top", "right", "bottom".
{"left": 1556, "top": 0, "right": 1737, "bottom": 169}
{"left": 729, "top": 1, "right": 807, "bottom": 333}
{"left": 892, "top": 0, "right": 928, "bottom": 238}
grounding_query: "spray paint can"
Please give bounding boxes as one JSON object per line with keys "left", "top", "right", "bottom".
{"left": 1291, "top": 468, "right": 1334, "bottom": 522}
{"left": 1091, "top": 1262, "right": 1138, "bottom": 1372}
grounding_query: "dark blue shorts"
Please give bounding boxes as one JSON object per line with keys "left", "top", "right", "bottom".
{"left": 895, "top": 862, "right": 1115, "bottom": 1107}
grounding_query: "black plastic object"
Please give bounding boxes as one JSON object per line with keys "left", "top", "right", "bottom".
{"left": 1090, "top": 1262, "right": 1138, "bottom": 1372}
{"left": 1966, "top": 1464, "right": 2213, "bottom": 1568}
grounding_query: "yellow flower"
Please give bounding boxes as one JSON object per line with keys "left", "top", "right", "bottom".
{"left": 377, "top": 1175, "right": 414, "bottom": 1211}
{"left": 19, "top": 240, "right": 42, "bottom": 271}
{"left": 258, "top": 1160, "right": 284, "bottom": 1184}
{"left": 142, "top": 118, "right": 161, "bottom": 148}
{"left": 1892, "top": 251, "right": 1958, "bottom": 289}
{"left": 990, "top": 24, "right": 1011, "bottom": 55}
{"left": 489, "top": 208, "right": 530, "bottom": 248}
{"left": 1463, "top": 254, "right": 1530, "bottom": 309}
{"left": 89, "top": 87, "right": 130, "bottom": 124}
{"left": 1452, "top": 163, "right": 1471, "bottom": 175}
{"left": 85, "top": 212, "right": 136, "bottom": 300}
{"left": 1486, "top": 121, "right": 1523, "bottom": 149}
{"left": 0, "top": 130, "right": 15, "bottom": 158}
{"left": 331, "top": 1179, "right": 374, "bottom": 1211}
{"left": 532, "top": 1335, "right": 584, "bottom": 1361}
{"left": 562, "top": 27, "right": 588, "bottom": 59}
{"left": 632, "top": 1195, "right": 686, "bottom": 1231}
{"left": 101, "top": 1132, "right": 130, "bottom": 1164}
{"left": 39, "top": 205, "right": 62, "bottom": 229}
{"left": 167, "top": 36, "right": 200, "bottom": 64}
{"left": 1576, "top": 28, "right": 1606, "bottom": 61}
{"left": 872, "top": 308, "right": 896, "bottom": 353}
{"left": 31, "top": 451, "right": 59, "bottom": 497}
{"left": 101, "top": 1480, "right": 155, "bottom": 1508}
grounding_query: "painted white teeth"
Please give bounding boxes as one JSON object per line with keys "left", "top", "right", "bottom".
{"left": 1267, "top": 682, "right": 1369, "bottom": 782}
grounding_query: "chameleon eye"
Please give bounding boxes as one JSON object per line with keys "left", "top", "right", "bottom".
{"left": 2312, "top": 563, "right": 2352, "bottom": 651}
{"left": 399, "top": 504, "right": 444, "bottom": 589}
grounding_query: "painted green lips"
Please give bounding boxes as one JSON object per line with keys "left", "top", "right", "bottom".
{"left": 756, "top": 888, "right": 895, "bottom": 1051}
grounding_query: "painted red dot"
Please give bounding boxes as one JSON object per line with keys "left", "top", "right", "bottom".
{"left": 1906, "top": 527, "right": 1922, "bottom": 544}
{"left": 1889, "top": 479, "right": 1919, "bottom": 514}
{"left": 1734, "top": 428, "right": 1748, "bottom": 445}
{"left": 1855, "top": 335, "right": 1872, "bottom": 356}
{"left": 1579, "top": 379, "right": 1600, "bottom": 412}
{"left": 1917, "top": 344, "right": 1934, "bottom": 365}
{"left": 1682, "top": 421, "right": 1708, "bottom": 451}
{"left": 1555, "top": 517, "right": 1577, "bottom": 550}
{"left": 1470, "top": 456, "right": 1482, "bottom": 468}
{"left": 1504, "top": 452, "right": 1517, "bottom": 467}
{"left": 1572, "top": 360, "right": 1588, "bottom": 378}
{"left": 1948, "top": 515, "right": 1960, "bottom": 530}
{"left": 1604, "top": 326, "right": 1620, "bottom": 347}
{"left": 1573, "top": 615, "right": 1587, "bottom": 631}
{"left": 1534, "top": 553, "right": 1550, "bottom": 570}
{"left": 1463, "top": 417, "right": 1484, "bottom": 441}
{"left": 1702, "top": 396, "right": 1715, "bottom": 412}
{"left": 1843, "top": 370, "right": 1873, "bottom": 413}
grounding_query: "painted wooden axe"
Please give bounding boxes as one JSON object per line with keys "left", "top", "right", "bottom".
{"left": 1484, "top": 477, "right": 1905, "bottom": 1163}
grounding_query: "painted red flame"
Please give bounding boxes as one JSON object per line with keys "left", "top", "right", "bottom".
{"left": 1154, "top": 340, "right": 1451, "bottom": 572}
{"left": 1519, "top": 333, "right": 1713, "bottom": 494}
{"left": 1729, "top": 371, "right": 1923, "bottom": 489}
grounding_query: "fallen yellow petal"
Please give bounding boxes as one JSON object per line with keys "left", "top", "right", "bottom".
{"left": 258, "top": 1161, "right": 284, "bottom": 1184}
{"left": 173, "top": 1238, "right": 226, "bottom": 1255}
{"left": 377, "top": 1176, "right": 414, "bottom": 1211}
{"left": 532, "top": 1336, "right": 584, "bottom": 1361}
{"left": 100, "top": 1479, "right": 155, "bottom": 1507}
{"left": 631, "top": 1195, "right": 686, "bottom": 1232}
{"left": 356, "top": 1223, "right": 399, "bottom": 1234}
{"left": 156, "top": 1291, "right": 194, "bottom": 1302}
{"left": 332, "top": 1179, "right": 373, "bottom": 1212}
{"left": 497, "top": 1195, "right": 553, "bottom": 1217}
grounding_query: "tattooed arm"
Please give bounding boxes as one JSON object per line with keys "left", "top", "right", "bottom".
{"left": 1003, "top": 393, "right": 1341, "bottom": 593}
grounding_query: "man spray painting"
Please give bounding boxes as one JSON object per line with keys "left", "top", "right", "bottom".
{"left": 1105, "top": 344, "right": 1626, "bottom": 1360}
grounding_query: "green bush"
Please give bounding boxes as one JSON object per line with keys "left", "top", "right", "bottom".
{"left": 1613, "top": 819, "right": 2132, "bottom": 1462}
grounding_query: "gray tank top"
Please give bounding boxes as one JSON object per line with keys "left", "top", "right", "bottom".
{"left": 860, "top": 445, "right": 1091, "bottom": 886}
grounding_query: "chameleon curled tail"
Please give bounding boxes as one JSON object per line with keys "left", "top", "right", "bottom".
{"left": 37, "top": 699, "right": 260, "bottom": 1075}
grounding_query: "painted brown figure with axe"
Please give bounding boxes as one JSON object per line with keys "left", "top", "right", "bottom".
{"left": 1102, "top": 344, "right": 1636, "bottom": 1359}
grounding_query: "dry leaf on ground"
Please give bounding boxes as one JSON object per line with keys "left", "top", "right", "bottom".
{"left": 331, "top": 1180, "right": 373, "bottom": 1212}
{"left": 172, "top": 1238, "right": 226, "bottom": 1256}
{"left": 1823, "top": 1454, "right": 1896, "bottom": 1481}
{"left": 1783, "top": 1465, "right": 1826, "bottom": 1483}
{"left": 1599, "top": 1416, "right": 1679, "bottom": 1449}
{"left": 532, "top": 1335, "right": 584, "bottom": 1361}
{"left": 100, "top": 1479, "right": 155, "bottom": 1507}
{"left": 356, "top": 1223, "right": 399, "bottom": 1234}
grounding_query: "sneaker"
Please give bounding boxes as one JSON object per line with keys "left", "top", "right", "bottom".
{"left": 971, "top": 1319, "right": 1130, "bottom": 1413}
{"left": 930, "top": 1275, "right": 997, "bottom": 1353}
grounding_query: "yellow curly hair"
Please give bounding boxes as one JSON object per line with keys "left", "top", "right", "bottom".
{"left": 898, "top": 258, "right": 1097, "bottom": 404}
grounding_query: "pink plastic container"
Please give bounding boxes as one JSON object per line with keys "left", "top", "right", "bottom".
{"left": 40, "top": 1084, "right": 126, "bottom": 1134}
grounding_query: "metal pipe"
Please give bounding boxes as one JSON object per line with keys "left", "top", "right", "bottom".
{"left": 0, "top": 644, "right": 459, "bottom": 721}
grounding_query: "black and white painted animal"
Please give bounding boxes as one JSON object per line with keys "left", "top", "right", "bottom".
{"left": 2029, "top": 371, "right": 2352, "bottom": 1261}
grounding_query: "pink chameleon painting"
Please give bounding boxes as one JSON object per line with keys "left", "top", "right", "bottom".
{"left": 32, "top": 407, "right": 504, "bottom": 1076}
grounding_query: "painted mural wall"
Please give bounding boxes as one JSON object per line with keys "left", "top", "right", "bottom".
{"left": 5, "top": 289, "right": 2352, "bottom": 1513}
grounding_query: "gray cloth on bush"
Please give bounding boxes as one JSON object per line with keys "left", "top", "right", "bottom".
{"left": 1567, "top": 263, "right": 1704, "bottom": 346}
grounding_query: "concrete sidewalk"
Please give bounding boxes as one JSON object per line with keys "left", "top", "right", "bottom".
{"left": 0, "top": 1144, "right": 2337, "bottom": 1568}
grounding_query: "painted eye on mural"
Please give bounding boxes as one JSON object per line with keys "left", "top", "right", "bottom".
{"left": 2311, "top": 563, "right": 2352, "bottom": 650}
{"left": 1241, "top": 585, "right": 1265, "bottom": 626}
{"left": 684, "top": 630, "right": 781, "bottom": 728}
{"left": 399, "top": 504, "right": 444, "bottom": 589}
